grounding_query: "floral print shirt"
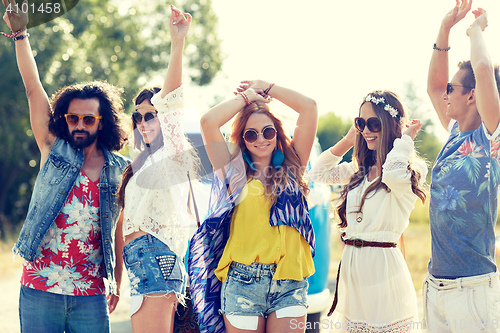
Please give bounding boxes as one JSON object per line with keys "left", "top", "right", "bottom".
{"left": 429, "top": 120, "right": 500, "bottom": 278}
{"left": 21, "top": 170, "right": 105, "bottom": 295}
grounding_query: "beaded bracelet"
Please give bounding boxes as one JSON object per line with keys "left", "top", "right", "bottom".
{"left": 1, "top": 27, "right": 26, "bottom": 39}
{"left": 239, "top": 92, "right": 250, "bottom": 106}
{"left": 264, "top": 83, "right": 275, "bottom": 95}
{"left": 433, "top": 43, "right": 450, "bottom": 52}
{"left": 13, "top": 33, "right": 29, "bottom": 41}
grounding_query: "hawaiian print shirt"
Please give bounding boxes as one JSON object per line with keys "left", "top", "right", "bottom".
{"left": 429, "top": 120, "right": 500, "bottom": 278}
{"left": 21, "top": 170, "right": 105, "bottom": 295}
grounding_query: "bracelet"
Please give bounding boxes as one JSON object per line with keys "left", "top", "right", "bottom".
{"left": 264, "top": 83, "right": 275, "bottom": 95}
{"left": 433, "top": 43, "right": 450, "bottom": 52}
{"left": 239, "top": 92, "right": 250, "bottom": 106}
{"left": 1, "top": 28, "right": 26, "bottom": 39}
{"left": 13, "top": 33, "right": 29, "bottom": 41}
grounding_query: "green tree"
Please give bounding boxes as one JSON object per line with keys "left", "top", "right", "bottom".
{"left": 0, "top": 0, "right": 222, "bottom": 239}
{"left": 317, "top": 112, "right": 353, "bottom": 162}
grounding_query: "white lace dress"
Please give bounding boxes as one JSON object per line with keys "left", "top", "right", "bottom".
{"left": 309, "top": 135, "right": 426, "bottom": 333}
{"left": 123, "top": 85, "right": 193, "bottom": 259}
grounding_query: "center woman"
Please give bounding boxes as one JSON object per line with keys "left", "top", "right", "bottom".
{"left": 196, "top": 80, "right": 318, "bottom": 332}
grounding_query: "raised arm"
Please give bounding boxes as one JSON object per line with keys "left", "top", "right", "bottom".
{"left": 237, "top": 80, "right": 318, "bottom": 167}
{"left": 200, "top": 88, "right": 268, "bottom": 174}
{"left": 160, "top": 5, "right": 191, "bottom": 97}
{"left": 3, "top": 0, "right": 54, "bottom": 160}
{"left": 308, "top": 126, "right": 357, "bottom": 185}
{"left": 466, "top": 9, "right": 500, "bottom": 135}
{"left": 427, "top": 0, "right": 471, "bottom": 130}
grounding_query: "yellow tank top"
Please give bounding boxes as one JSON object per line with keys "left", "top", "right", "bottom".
{"left": 214, "top": 179, "right": 315, "bottom": 282}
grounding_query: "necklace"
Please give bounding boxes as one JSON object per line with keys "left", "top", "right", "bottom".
{"left": 355, "top": 177, "right": 367, "bottom": 223}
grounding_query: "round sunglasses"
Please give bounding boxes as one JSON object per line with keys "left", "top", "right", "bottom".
{"left": 446, "top": 83, "right": 474, "bottom": 95}
{"left": 354, "top": 117, "right": 382, "bottom": 133}
{"left": 64, "top": 114, "right": 102, "bottom": 127}
{"left": 132, "top": 111, "right": 158, "bottom": 125}
{"left": 243, "top": 126, "right": 277, "bottom": 143}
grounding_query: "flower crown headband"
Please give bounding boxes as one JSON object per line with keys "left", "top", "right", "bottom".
{"left": 363, "top": 95, "right": 402, "bottom": 122}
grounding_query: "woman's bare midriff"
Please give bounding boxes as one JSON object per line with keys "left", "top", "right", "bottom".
{"left": 125, "top": 229, "right": 149, "bottom": 245}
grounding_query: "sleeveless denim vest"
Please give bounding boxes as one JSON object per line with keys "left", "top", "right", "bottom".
{"left": 13, "top": 137, "right": 129, "bottom": 294}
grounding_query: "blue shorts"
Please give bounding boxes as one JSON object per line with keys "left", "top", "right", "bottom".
{"left": 220, "top": 262, "right": 309, "bottom": 317}
{"left": 123, "top": 234, "right": 187, "bottom": 297}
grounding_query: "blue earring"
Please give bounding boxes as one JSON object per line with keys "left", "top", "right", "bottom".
{"left": 272, "top": 149, "right": 284, "bottom": 169}
{"left": 242, "top": 150, "right": 257, "bottom": 171}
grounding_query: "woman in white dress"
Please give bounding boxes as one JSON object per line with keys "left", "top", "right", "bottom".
{"left": 309, "top": 90, "right": 427, "bottom": 332}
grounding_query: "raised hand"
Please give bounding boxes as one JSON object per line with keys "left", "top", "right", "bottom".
{"left": 170, "top": 5, "right": 191, "bottom": 42}
{"left": 238, "top": 87, "right": 270, "bottom": 104}
{"left": 404, "top": 119, "right": 422, "bottom": 141}
{"left": 344, "top": 125, "right": 357, "bottom": 147}
{"left": 442, "top": 0, "right": 472, "bottom": 31}
{"left": 2, "top": 0, "right": 28, "bottom": 32}
{"left": 466, "top": 8, "right": 487, "bottom": 36}
{"left": 236, "top": 80, "right": 273, "bottom": 98}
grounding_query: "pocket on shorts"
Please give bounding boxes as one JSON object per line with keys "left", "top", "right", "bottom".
{"left": 141, "top": 246, "right": 183, "bottom": 282}
{"left": 227, "top": 266, "right": 253, "bottom": 284}
{"left": 123, "top": 243, "right": 141, "bottom": 268}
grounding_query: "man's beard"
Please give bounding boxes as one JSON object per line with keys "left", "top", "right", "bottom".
{"left": 69, "top": 130, "right": 98, "bottom": 149}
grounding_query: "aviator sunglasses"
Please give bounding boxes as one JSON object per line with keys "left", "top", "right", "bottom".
{"left": 132, "top": 111, "right": 158, "bottom": 125}
{"left": 243, "top": 126, "right": 277, "bottom": 143}
{"left": 446, "top": 83, "right": 474, "bottom": 95}
{"left": 354, "top": 117, "right": 382, "bottom": 133}
{"left": 64, "top": 114, "right": 102, "bottom": 127}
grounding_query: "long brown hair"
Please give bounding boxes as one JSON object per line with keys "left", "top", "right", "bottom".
{"left": 336, "top": 90, "right": 426, "bottom": 228}
{"left": 230, "top": 101, "right": 309, "bottom": 206}
{"left": 117, "top": 87, "right": 163, "bottom": 208}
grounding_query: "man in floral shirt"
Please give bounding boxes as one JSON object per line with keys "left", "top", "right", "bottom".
{"left": 4, "top": 7, "right": 129, "bottom": 333}
{"left": 425, "top": 2, "right": 500, "bottom": 332}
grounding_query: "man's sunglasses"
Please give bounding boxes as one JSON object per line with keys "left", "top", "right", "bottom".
{"left": 132, "top": 111, "right": 158, "bottom": 125}
{"left": 64, "top": 114, "right": 102, "bottom": 127}
{"left": 243, "top": 126, "right": 277, "bottom": 143}
{"left": 354, "top": 117, "right": 382, "bottom": 133}
{"left": 446, "top": 83, "right": 474, "bottom": 95}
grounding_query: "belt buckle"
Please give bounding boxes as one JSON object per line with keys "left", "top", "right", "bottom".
{"left": 354, "top": 239, "right": 363, "bottom": 248}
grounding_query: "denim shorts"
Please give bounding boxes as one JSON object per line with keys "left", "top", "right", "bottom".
{"left": 220, "top": 261, "right": 309, "bottom": 317}
{"left": 123, "top": 234, "right": 187, "bottom": 297}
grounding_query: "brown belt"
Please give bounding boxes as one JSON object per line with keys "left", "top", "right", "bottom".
{"left": 342, "top": 238, "right": 397, "bottom": 249}
{"left": 327, "top": 234, "right": 398, "bottom": 316}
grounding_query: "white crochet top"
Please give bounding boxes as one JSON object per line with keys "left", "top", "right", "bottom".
{"left": 123, "top": 85, "right": 193, "bottom": 258}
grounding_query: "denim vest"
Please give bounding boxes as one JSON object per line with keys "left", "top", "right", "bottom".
{"left": 13, "top": 138, "right": 129, "bottom": 294}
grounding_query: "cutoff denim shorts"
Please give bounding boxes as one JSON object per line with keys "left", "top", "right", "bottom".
{"left": 123, "top": 234, "right": 187, "bottom": 297}
{"left": 220, "top": 261, "right": 309, "bottom": 317}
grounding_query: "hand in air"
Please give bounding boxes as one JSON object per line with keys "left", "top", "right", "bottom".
{"left": 2, "top": 0, "right": 29, "bottom": 32}
{"left": 238, "top": 87, "right": 270, "bottom": 104}
{"left": 170, "top": 5, "right": 191, "bottom": 41}
{"left": 441, "top": 0, "right": 472, "bottom": 31}
{"left": 466, "top": 8, "right": 487, "bottom": 36}
{"left": 344, "top": 125, "right": 357, "bottom": 147}
{"left": 404, "top": 119, "right": 422, "bottom": 141}
{"left": 237, "top": 80, "right": 272, "bottom": 99}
